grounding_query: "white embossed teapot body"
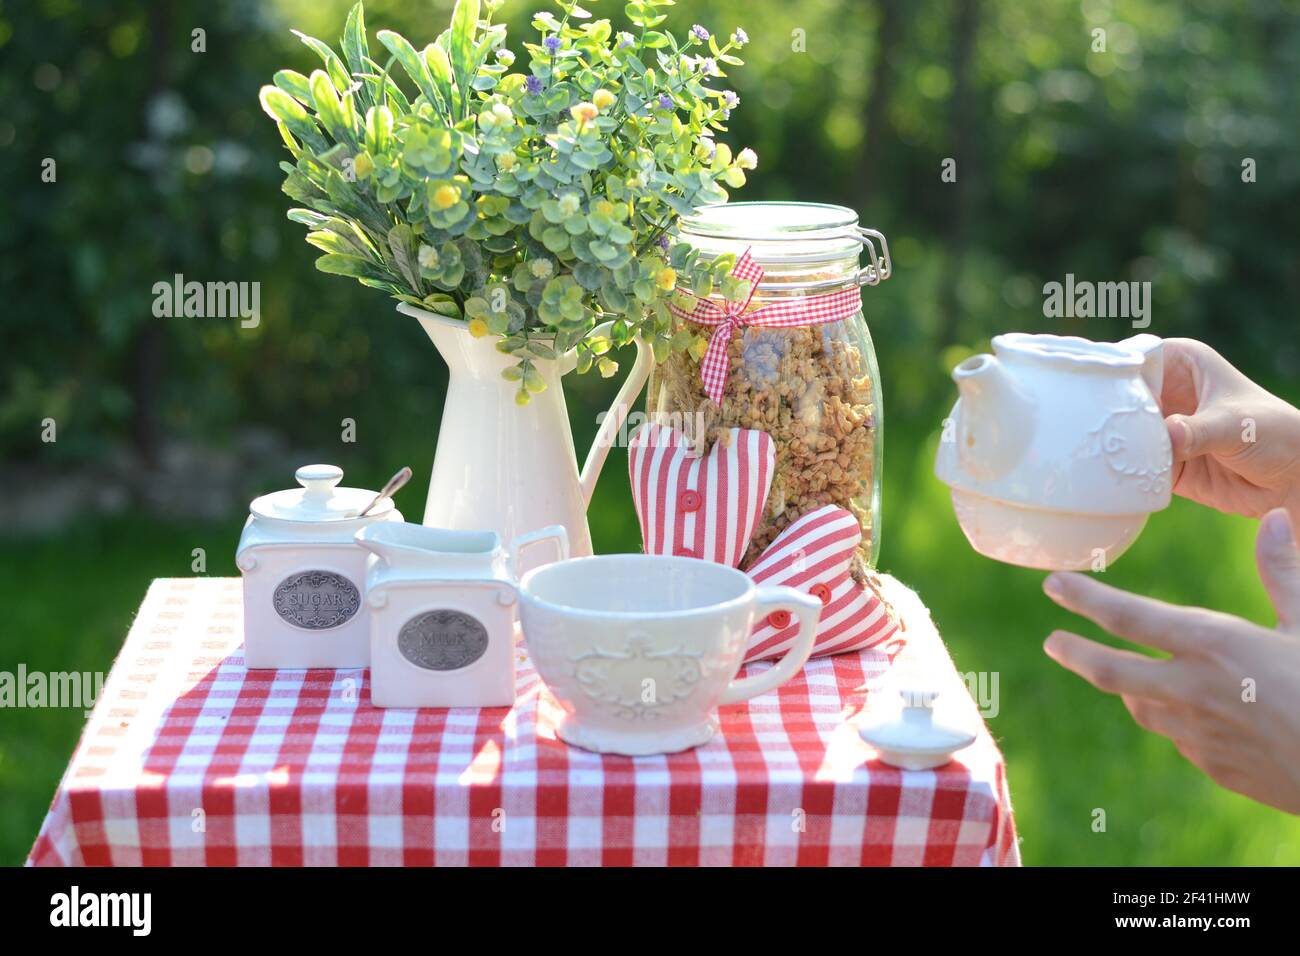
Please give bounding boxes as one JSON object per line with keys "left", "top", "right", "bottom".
{"left": 934, "top": 333, "right": 1172, "bottom": 570}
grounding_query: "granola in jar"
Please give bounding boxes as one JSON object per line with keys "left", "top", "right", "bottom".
{"left": 648, "top": 202, "right": 889, "bottom": 577}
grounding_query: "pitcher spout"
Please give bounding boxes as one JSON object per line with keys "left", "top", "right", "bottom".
{"left": 355, "top": 521, "right": 501, "bottom": 569}
{"left": 951, "top": 353, "right": 1034, "bottom": 482}
{"left": 400, "top": 301, "right": 517, "bottom": 378}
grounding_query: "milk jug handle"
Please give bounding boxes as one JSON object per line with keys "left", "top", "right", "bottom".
{"left": 508, "top": 524, "right": 570, "bottom": 580}
{"left": 563, "top": 324, "right": 654, "bottom": 507}
{"left": 1119, "top": 334, "right": 1164, "bottom": 401}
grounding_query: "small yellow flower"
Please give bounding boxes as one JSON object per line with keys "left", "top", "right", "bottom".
{"left": 467, "top": 317, "right": 489, "bottom": 338}
{"left": 593, "top": 199, "right": 616, "bottom": 218}
{"left": 655, "top": 268, "right": 677, "bottom": 292}
{"left": 432, "top": 184, "right": 460, "bottom": 210}
{"left": 592, "top": 88, "right": 617, "bottom": 110}
{"left": 352, "top": 152, "right": 374, "bottom": 179}
{"left": 570, "top": 102, "right": 599, "bottom": 125}
{"left": 498, "top": 152, "right": 518, "bottom": 171}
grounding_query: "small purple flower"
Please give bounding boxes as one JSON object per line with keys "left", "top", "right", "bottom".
{"left": 722, "top": 90, "right": 739, "bottom": 109}
{"left": 657, "top": 235, "right": 670, "bottom": 252}
{"left": 543, "top": 35, "right": 561, "bottom": 54}
{"left": 731, "top": 28, "right": 749, "bottom": 47}
{"left": 526, "top": 75, "right": 544, "bottom": 96}
{"left": 700, "top": 57, "right": 718, "bottom": 76}
{"left": 617, "top": 31, "right": 635, "bottom": 49}
{"left": 658, "top": 93, "right": 673, "bottom": 110}
{"left": 691, "top": 25, "right": 710, "bottom": 43}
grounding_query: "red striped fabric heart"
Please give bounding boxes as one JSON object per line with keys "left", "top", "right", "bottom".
{"left": 628, "top": 423, "right": 775, "bottom": 569}
{"left": 742, "top": 505, "right": 900, "bottom": 663}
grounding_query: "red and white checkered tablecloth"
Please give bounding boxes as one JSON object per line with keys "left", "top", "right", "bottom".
{"left": 28, "top": 576, "right": 1019, "bottom": 867}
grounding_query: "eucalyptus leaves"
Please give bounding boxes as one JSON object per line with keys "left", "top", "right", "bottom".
{"left": 260, "top": 0, "right": 755, "bottom": 403}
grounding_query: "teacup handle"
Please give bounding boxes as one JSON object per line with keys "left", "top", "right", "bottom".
{"left": 508, "top": 525, "right": 570, "bottom": 580}
{"left": 719, "top": 586, "right": 822, "bottom": 706}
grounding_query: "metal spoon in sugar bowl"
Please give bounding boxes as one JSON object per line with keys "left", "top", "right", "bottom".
{"left": 356, "top": 466, "right": 413, "bottom": 518}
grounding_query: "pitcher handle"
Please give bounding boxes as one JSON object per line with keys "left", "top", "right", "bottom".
{"left": 565, "top": 323, "right": 654, "bottom": 507}
{"left": 508, "top": 524, "right": 569, "bottom": 581}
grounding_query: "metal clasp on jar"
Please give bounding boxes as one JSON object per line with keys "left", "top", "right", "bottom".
{"left": 853, "top": 227, "right": 892, "bottom": 287}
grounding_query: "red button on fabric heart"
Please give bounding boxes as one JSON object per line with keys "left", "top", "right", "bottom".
{"left": 743, "top": 505, "right": 900, "bottom": 663}
{"left": 767, "top": 610, "right": 792, "bottom": 629}
{"left": 628, "top": 423, "right": 775, "bottom": 569}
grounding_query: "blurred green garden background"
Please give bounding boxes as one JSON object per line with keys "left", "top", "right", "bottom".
{"left": 2, "top": 0, "right": 1299, "bottom": 865}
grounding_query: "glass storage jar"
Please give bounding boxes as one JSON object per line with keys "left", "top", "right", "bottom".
{"left": 647, "top": 201, "right": 890, "bottom": 574}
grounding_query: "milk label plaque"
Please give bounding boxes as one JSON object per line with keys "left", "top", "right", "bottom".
{"left": 397, "top": 609, "right": 489, "bottom": 671}
{"left": 272, "top": 570, "right": 361, "bottom": 630}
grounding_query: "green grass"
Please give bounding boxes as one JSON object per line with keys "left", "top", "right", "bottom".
{"left": 3, "top": 421, "right": 1299, "bottom": 866}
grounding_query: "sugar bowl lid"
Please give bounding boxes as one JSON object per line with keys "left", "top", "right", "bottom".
{"left": 249, "top": 464, "right": 394, "bottom": 523}
{"left": 859, "top": 686, "right": 977, "bottom": 766}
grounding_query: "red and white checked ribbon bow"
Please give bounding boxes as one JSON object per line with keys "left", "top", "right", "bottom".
{"left": 668, "top": 248, "right": 863, "bottom": 404}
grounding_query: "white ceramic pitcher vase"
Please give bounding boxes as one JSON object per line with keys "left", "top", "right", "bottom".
{"left": 398, "top": 303, "right": 652, "bottom": 574}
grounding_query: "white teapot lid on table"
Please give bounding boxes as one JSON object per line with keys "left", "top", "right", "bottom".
{"left": 250, "top": 464, "right": 395, "bottom": 523}
{"left": 859, "top": 686, "right": 977, "bottom": 771}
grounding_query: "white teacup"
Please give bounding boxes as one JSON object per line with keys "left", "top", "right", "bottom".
{"left": 518, "top": 554, "right": 822, "bottom": 756}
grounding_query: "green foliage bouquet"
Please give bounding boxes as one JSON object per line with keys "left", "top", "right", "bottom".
{"left": 260, "top": 0, "right": 754, "bottom": 403}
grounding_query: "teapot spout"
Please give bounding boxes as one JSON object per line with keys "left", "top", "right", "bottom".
{"left": 952, "top": 353, "right": 1034, "bottom": 482}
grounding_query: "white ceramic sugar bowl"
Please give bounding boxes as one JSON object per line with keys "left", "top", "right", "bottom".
{"left": 935, "top": 333, "right": 1172, "bottom": 570}
{"left": 357, "top": 522, "right": 568, "bottom": 709}
{"left": 236, "top": 464, "right": 403, "bottom": 669}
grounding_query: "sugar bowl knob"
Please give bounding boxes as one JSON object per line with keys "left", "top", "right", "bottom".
{"left": 296, "top": 464, "right": 344, "bottom": 500}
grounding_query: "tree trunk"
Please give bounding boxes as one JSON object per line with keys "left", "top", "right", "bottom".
{"left": 857, "top": 0, "right": 906, "bottom": 212}
{"left": 935, "top": 0, "right": 981, "bottom": 347}
{"left": 130, "top": 0, "right": 173, "bottom": 468}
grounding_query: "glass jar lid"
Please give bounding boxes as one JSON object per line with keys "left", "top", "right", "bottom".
{"left": 676, "top": 201, "right": 891, "bottom": 292}
{"left": 249, "top": 464, "right": 394, "bottom": 523}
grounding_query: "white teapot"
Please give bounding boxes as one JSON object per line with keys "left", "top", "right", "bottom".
{"left": 934, "top": 333, "right": 1173, "bottom": 570}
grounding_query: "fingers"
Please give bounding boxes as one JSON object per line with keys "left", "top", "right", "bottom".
{"left": 1166, "top": 409, "right": 1248, "bottom": 462}
{"left": 1043, "top": 630, "right": 1178, "bottom": 700}
{"left": 1043, "top": 572, "right": 1210, "bottom": 653}
{"left": 1158, "top": 340, "right": 1253, "bottom": 462}
{"left": 1121, "top": 694, "right": 1182, "bottom": 737}
{"left": 1158, "top": 338, "right": 1220, "bottom": 417}
{"left": 1256, "top": 508, "right": 1300, "bottom": 632}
